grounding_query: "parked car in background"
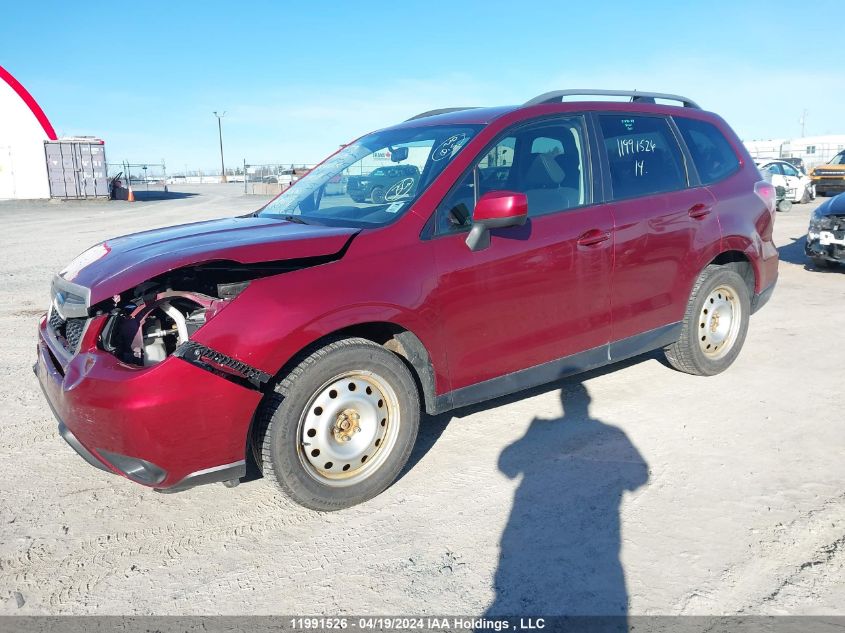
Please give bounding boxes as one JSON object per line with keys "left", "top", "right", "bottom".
{"left": 756, "top": 159, "right": 814, "bottom": 205}
{"left": 781, "top": 157, "right": 806, "bottom": 173}
{"left": 36, "top": 89, "right": 778, "bottom": 510}
{"left": 324, "top": 173, "right": 347, "bottom": 196}
{"left": 347, "top": 164, "right": 420, "bottom": 203}
{"left": 810, "top": 150, "right": 845, "bottom": 197}
{"left": 806, "top": 192, "right": 845, "bottom": 268}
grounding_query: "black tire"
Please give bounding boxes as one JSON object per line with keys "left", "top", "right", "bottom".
{"left": 257, "top": 337, "right": 420, "bottom": 511}
{"left": 664, "top": 265, "right": 751, "bottom": 376}
{"left": 370, "top": 186, "right": 386, "bottom": 204}
{"left": 777, "top": 199, "right": 792, "bottom": 213}
{"left": 811, "top": 256, "right": 832, "bottom": 269}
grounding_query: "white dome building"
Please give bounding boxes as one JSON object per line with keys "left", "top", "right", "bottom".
{"left": 0, "top": 65, "right": 57, "bottom": 199}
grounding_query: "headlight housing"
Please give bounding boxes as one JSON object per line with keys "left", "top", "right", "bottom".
{"left": 99, "top": 275, "right": 250, "bottom": 367}
{"left": 808, "top": 208, "right": 832, "bottom": 237}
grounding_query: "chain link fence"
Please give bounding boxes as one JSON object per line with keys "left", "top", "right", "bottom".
{"left": 242, "top": 162, "right": 314, "bottom": 195}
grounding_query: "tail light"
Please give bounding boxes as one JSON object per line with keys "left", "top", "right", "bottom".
{"left": 754, "top": 180, "right": 776, "bottom": 215}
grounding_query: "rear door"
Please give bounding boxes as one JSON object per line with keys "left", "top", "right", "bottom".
{"left": 429, "top": 115, "right": 613, "bottom": 399}
{"left": 595, "top": 113, "right": 721, "bottom": 349}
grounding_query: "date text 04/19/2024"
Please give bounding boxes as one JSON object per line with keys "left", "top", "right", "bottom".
{"left": 288, "top": 617, "right": 547, "bottom": 631}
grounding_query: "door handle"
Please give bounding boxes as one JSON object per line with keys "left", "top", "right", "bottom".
{"left": 577, "top": 229, "right": 611, "bottom": 247}
{"left": 688, "top": 203, "right": 712, "bottom": 219}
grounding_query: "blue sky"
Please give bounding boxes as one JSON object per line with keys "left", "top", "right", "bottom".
{"left": 3, "top": 0, "right": 843, "bottom": 171}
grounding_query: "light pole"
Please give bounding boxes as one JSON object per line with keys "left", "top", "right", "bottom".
{"left": 213, "top": 111, "right": 227, "bottom": 183}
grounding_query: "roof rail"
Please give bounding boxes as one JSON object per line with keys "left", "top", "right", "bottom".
{"left": 406, "top": 107, "right": 479, "bottom": 121}
{"left": 524, "top": 89, "right": 701, "bottom": 109}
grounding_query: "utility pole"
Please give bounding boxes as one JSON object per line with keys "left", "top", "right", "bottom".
{"left": 213, "top": 111, "right": 227, "bottom": 183}
{"left": 800, "top": 109, "right": 808, "bottom": 137}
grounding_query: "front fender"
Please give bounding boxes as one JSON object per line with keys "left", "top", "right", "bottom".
{"left": 190, "top": 251, "right": 447, "bottom": 398}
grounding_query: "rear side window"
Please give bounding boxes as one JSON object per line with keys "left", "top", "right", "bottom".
{"left": 674, "top": 117, "right": 740, "bottom": 184}
{"left": 599, "top": 115, "right": 686, "bottom": 199}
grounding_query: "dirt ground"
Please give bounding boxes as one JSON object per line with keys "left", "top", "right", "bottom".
{"left": 0, "top": 185, "right": 842, "bottom": 615}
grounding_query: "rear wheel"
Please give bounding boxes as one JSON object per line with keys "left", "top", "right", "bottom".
{"left": 664, "top": 265, "right": 751, "bottom": 376}
{"left": 258, "top": 338, "right": 419, "bottom": 511}
{"left": 777, "top": 198, "right": 792, "bottom": 213}
{"left": 811, "top": 256, "right": 832, "bottom": 269}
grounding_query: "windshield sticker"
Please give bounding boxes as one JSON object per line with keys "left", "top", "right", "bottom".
{"left": 622, "top": 118, "right": 635, "bottom": 131}
{"left": 431, "top": 133, "right": 468, "bottom": 162}
{"left": 384, "top": 177, "right": 416, "bottom": 201}
{"left": 385, "top": 201, "right": 405, "bottom": 214}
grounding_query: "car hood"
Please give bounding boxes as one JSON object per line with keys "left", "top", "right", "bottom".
{"left": 817, "top": 192, "right": 845, "bottom": 217}
{"left": 59, "top": 215, "right": 358, "bottom": 305}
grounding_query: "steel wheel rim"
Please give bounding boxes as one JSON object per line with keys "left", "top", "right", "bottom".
{"left": 698, "top": 284, "right": 741, "bottom": 360}
{"left": 297, "top": 370, "right": 400, "bottom": 487}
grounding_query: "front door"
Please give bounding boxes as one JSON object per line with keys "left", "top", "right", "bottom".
{"left": 429, "top": 116, "right": 613, "bottom": 404}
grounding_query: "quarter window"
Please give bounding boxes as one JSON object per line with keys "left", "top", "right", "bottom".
{"left": 674, "top": 117, "right": 740, "bottom": 185}
{"left": 599, "top": 115, "right": 686, "bottom": 199}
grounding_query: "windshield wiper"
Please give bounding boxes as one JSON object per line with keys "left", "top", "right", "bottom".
{"left": 281, "top": 214, "right": 309, "bottom": 224}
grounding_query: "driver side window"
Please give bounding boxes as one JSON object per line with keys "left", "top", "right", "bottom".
{"left": 435, "top": 136, "right": 516, "bottom": 232}
{"left": 435, "top": 117, "right": 587, "bottom": 234}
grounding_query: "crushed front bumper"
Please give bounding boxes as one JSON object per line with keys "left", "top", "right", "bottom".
{"left": 806, "top": 231, "right": 845, "bottom": 264}
{"left": 35, "top": 315, "right": 262, "bottom": 491}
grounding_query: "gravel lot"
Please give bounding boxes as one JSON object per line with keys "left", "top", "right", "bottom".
{"left": 0, "top": 185, "right": 842, "bottom": 615}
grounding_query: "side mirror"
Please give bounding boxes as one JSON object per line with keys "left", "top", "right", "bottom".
{"left": 465, "top": 191, "right": 528, "bottom": 251}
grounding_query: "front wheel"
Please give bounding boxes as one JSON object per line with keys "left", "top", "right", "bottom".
{"left": 258, "top": 338, "right": 420, "bottom": 511}
{"left": 370, "top": 186, "right": 386, "bottom": 204}
{"left": 664, "top": 265, "right": 751, "bottom": 376}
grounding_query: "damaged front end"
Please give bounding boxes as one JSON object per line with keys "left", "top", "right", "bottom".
{"left": 95, "top": 263, "right": 286, "bottom": 388}
{"left": 806, "top": 205, "right": 845, "bottom": 265}
{"left": 37, "top": 218, "right": 359, "bottom": 491}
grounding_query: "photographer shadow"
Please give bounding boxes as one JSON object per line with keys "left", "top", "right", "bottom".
{"left": 485, "top": 381, "right": 649, "bottom": 623}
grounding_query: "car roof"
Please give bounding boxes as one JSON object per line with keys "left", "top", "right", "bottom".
{"left": 384, "top": 89, "right": 707, "bottom": 132}
{"left": 755, "top": 159, "right": 793, "bottom": 165}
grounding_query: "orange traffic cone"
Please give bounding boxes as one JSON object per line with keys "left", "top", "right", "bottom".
{"left": 127, "top": 185, "right": 135, "bottom": 202}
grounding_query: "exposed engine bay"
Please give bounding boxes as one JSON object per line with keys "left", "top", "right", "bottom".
{"left": 99, "top": 264, "right": 253, "bottom": 367}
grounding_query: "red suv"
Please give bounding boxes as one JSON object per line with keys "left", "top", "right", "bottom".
{"left": 36, "top": 90, "right": 778, "bottom": 510}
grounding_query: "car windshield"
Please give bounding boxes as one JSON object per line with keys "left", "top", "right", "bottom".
{"left": 830, "top": 152, "right": 845, "bottom": 166}
{"left": 259, "top": 125, "right": 482, "bottom": 226}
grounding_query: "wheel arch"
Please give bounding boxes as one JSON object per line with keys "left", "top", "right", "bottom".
{"left": 708, "top": 249, "right": 756, "bottom": 297}
{"left": 245, "top": 319, "right": 439, "bottom": 475}
{"left": 267, "top": 320, "right": 438, "bottom": 415}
